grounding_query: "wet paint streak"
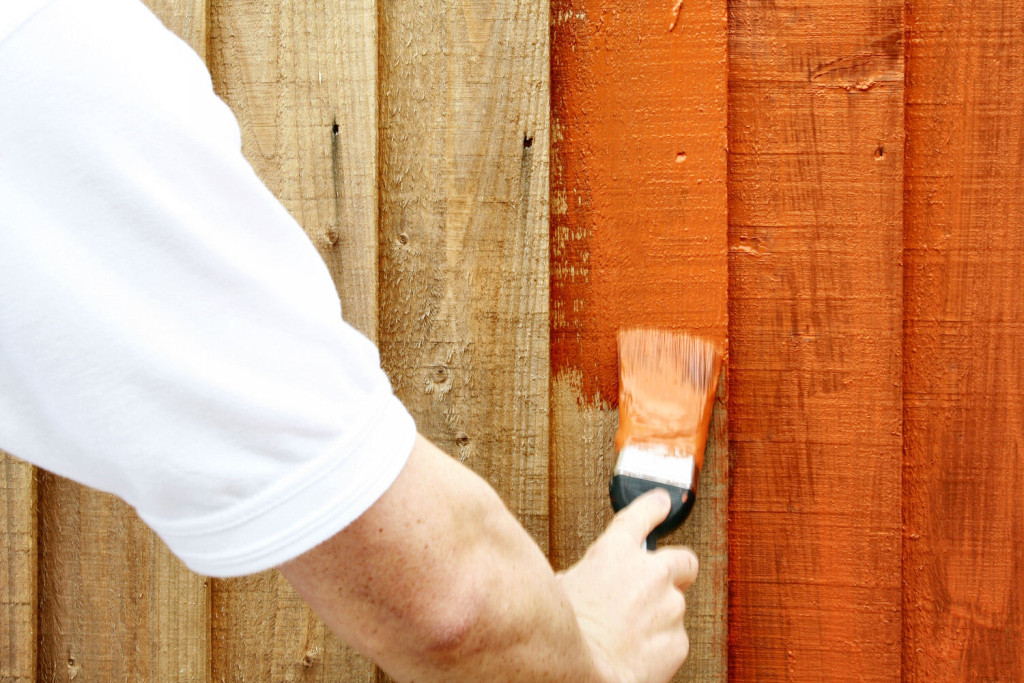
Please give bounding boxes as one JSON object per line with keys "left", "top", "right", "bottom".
{"left": 903, "top": 1, "right": 1024, "bottom": 679}
{"left": 727, "top": 0, "right": 904, "bottom": 680}
{"left": 550, "top": 0, "right": 728, "bottom": 408}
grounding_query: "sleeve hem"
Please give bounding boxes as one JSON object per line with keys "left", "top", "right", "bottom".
{"left": 142, "top": 394, "right": 417, "bottom": 577}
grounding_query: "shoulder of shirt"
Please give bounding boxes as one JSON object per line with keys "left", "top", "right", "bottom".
{"left": 0, "top": 0, "right": 60, "bottom": 45}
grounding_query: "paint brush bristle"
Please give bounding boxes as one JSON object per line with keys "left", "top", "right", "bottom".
{"left": 611, "top": 328, "right": 724, "bottom": 549}
{"left": 617, "top": 328, "right": 723, "bottom": 395}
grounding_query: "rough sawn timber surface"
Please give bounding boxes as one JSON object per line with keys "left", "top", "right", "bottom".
{"left": 728, "top": 0, "right": 904, "bottom": 679}
{"left": 377, "top": 5, "right": 550, "bottom": 677}
{"left": 145, "top": 0, "right": 208, "bottom": 58}
{"left": 37, "top": 478, "right": 210, "bottom": 682}
{"left": 1, "top": 453, "right": 35, "bottom": 682}
{"left": 35, "top": 3, "right": 211, "bottom": 681}
{"left": 207, "top": 0, "right": 378, "bottom": 680}
{"left": 377, "top": 0, "right": 550, "bottom": 539}
{"left": 903, "top": 0, "right": 1024, "bottom": 678}
{"left": 549, "top": 1, "right": 729, "bottom": 680}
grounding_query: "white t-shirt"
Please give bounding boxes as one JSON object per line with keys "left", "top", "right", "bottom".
{"left": 0, "top": 0, "right": 416, "bottom": 577}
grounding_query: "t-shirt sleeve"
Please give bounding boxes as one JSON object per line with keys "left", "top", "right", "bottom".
{"left": 0, "top": 0, "right": 417, "bottom": 577}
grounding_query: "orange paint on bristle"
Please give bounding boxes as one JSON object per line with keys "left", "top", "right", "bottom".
{"left": 615, "top": 329, "right": 723, "bottom": 471}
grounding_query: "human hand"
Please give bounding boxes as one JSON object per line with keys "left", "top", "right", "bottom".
{"left": 556, "top": 488, "right": 698, "bottom": 683}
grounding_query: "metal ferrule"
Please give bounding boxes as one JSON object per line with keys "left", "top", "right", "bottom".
{"left": 613, "top": 444, "right": 696, "bottom": 490}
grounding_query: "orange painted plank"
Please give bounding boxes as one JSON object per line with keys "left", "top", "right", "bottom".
{"left": 549, "top": 0, "right": 728, "bottom": 679}
{"left": 903, "top": 1, "right": 1024, "bottom": 679}
{"left": 727, "top": 1, "right": 904, "bottom": 679}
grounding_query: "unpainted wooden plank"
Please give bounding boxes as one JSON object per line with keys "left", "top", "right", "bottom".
{"left": 145, "top": 0, "right": 208, "bottom": 59}
{"left": 206, "top": 0, "right": 379, "bottom": 679}
{"left": 37, "top": 474, "right": 210, "bottom": 681}
{"left": 903, "top": 1, "right": 1024, "bottom": 679}
{"left": 727, "top": 1, "right": 904, "bottom": 679}
{"left": 35, "top": 4, "right": 212, "bottom": 681}
{"left": 378, "top": 0, "right": 550, "bottom": 544}
{"left": 1, "top": 453, "right": 36, "bottom": 683}
{"left": 549, "top": 1, "right": 729, "bottom": 680}
{"left": 375, "top": 2, "right": 548, "bottom": 676}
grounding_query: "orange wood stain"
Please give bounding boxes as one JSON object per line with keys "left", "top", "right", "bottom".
{"left": 550, "top": 4, "right": 729, "bottom": 676}
{"left": 727, "top": 1, "right": 905, "bottom": 679}
{"left": 550, "top": 0, "right": 728, "bottom": 407}
{"left": 903, "top": 1, "right": 1024, "bottom": 678}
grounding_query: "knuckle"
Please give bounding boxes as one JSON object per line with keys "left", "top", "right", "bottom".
{"left": 664, "top": 586, "right": 685, "bottom": 618}
{"left": 687, "top": 551, "right": 699, "bottom": 577}
{"left": 604, "top": 518, "right": 633, "bottom": 544}
{"left": 678, "top": 630, "right": 691, "bottom": 661}
{"left": 657, "top": 561, "right": 674, "bottom": 586}
{"left": 677, "top": 551, "right": 699, "bottom": 587}
{"left": 610, "top": 504, "right": 640, "bottom": 528}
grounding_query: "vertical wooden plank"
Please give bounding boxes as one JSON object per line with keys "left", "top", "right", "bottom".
{"left": 206, "top": 0, "right": 379, "bottom": 679}
{"left": 1, "top": 454, "right": 36, "bottom": 683}
{"left": 145, "top": 0, "right": 208, "bottom": 60}
{"left": 35, "top": 4, "right": 211, "bottom": 681}
{"left": 903, "top": 1, "right": 1024, "bottom": 679}
{"left": 208, "top": 0, "right": 379, "bottom": 345}
{"left": 727, "top": 1, "right": 904, "bottom": 680}
{"left": 549, "top": 1, "right": 729, "bottom": 680}
{"left": 376, "top": 0, "right": 550, "bottom": 665}
{"left": 377, "top": 0, "right": 551, "bottom": 574}
{"left": 38, "top": 477, "right": 210, "bottom": 681}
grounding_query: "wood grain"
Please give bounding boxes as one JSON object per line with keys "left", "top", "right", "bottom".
{"left": 727, "top": 1, "right": 904, "bottom": 679}
{"left": 37, "top": 476, "right": 210, "bottom": 681}
{"left": 206, "top": 0, "right": 379, "bottom": 680}
{"left": 378, "top": 0, "right": 550, "bottom": 548}
{"left": 34, "top": 4, "right": 211, "bottom": 681}
{"left": 903, "top": 0, "right": 1024, "bottom": 679}
{"left": 1, "top": 454, "right": 36, "bottom": 683}
{"left": 549, "top": 1, "right": 729, "bottom": 680}
{"left": 145, "top": 0, "right": 208, "bottom": 60}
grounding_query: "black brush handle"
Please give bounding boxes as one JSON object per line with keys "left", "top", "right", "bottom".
{"left": 609, "top": 475, "right": 695, "bottom": 550}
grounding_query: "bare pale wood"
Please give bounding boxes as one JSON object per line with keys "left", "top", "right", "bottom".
{"left": 549, "top": 1, "right": 729, "bottom": 680}
{"left": 378, "top": 0, "right": 550, "bottom": 546}
{"left": 373, "top": 7, "right": 550, "bottom": 672}
{"left": 37, "top": 475, "right": 210, "bottom": 681}
{"left": 377, "top": 2, "right": 550, "bottom": 664}
{"left": 904, "top": 0, "right": 1024, "bottom": 678}
{"left": 145, "top": 0, "right": 208, "bottom": 60}
{"left": 35, "top": 3, "right": 211, "bottom": 681}
{"left": 728, "top": 1, "right": 904, "bottom": 679}
{"left": 1, "top": 454, "right": 36, "bottom": 683}
{"left": 206, "top": 0, "right": 378, "bottom": 679}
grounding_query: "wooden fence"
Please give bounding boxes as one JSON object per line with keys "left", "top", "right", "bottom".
{"left": 2, "top": 0, "right": 1022, "bottom": 680}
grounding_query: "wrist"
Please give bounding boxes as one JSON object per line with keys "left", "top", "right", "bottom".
{"left": 556, "top": 573, "right": 625, "bottom": 683}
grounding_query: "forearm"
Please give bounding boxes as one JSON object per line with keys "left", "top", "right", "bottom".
{"left": 280, "top": 435, "right": 606, "bottom": 682}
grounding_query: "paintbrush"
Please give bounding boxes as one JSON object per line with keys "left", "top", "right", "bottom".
{"left": 610, "top": 329, "right": 723, "bottom": 550}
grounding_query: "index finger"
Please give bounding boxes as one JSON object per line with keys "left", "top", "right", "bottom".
{"left": 657, "top": 546, "right": 699, "bottom": 591}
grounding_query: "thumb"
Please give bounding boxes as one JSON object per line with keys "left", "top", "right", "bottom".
{"left": 610, "top": 488, "right": 671, "bottom": 542}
